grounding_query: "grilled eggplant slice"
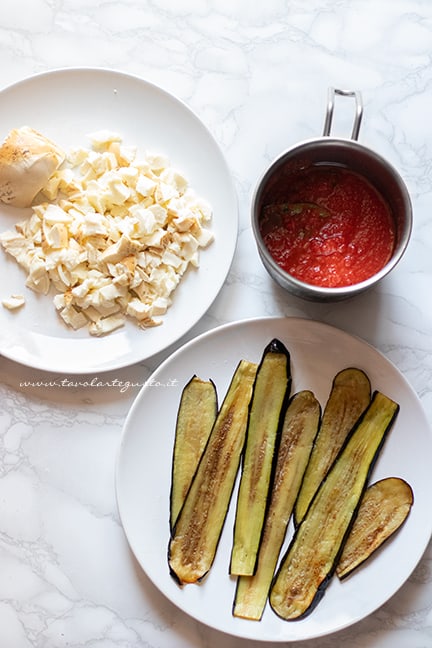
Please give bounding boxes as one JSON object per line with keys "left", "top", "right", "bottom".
{"left": 336, "top": 476, "right": 413, "bottom": 579}
{"left": 230, "top": 339, "right": 291, "bottom": 576}
{"left": 233, "top": 390, "right": 321, "bottom": 620}
{"left": 270, "top": 390, "right": 399, "bottom": 621}
{"left": 294, "top": 367, "right": 371, "bottom": 526}
{"left": 170, "top": 376, "right": 218, "bottom": 531}
{"left": 168, "top": 359, "right": 257, "bottom": 585}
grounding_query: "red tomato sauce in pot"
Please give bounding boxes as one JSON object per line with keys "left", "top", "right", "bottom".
{"left": 259, "top": 165, "right": 396, "bottom": 288}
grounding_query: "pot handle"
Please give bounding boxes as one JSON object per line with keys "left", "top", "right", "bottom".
{"left": 323, "top": 87, "right": 363, "bottom": 140}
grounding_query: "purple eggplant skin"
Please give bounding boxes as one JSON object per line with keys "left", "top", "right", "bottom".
{"left": 232, "top": 389, "right": 321, "bottom": 622}
{"left": 336, "top": 476, "right": 414, "bottom": 580}
{"left": 230, "top": 338, "right": 292, "bottom": 577}
{"left": 294, "top": 367, "right": 371, "bottom": 527}
{"left": 169, "top": 374, "right": 218, "bottom": 533}
{"left": 269, "top": 390, "right": 400, "bottom": 621}
{"left": 168, "top": 359, "right": 258, "bottom": 586}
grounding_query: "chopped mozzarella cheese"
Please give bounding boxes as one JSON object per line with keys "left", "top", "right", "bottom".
{"left": 0, "top": 130, "right": 214, "bottom": 335}
{"left": 2, "top": 294, "right": 25, "bottom": 310}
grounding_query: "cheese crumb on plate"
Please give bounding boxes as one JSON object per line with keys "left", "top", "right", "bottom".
{"left": 2, "top": 294, "right": 25, "bottom": 310}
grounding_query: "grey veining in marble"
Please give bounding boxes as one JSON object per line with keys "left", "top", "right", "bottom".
{"left": 1, "top": 1, "right": 432, "bottom": 646}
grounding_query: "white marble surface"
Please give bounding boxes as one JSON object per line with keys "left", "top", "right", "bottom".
{"left": 1, "top": 0, "right": 432, "bottom": 646}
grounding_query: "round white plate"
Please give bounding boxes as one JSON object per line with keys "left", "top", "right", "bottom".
{"left": 0, "top": 68, "right": 237, "bottom": 373}
{"left": 116, "top": 316, "right": 432, "bottom": 643}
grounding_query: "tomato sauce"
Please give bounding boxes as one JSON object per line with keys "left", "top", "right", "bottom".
{"left": 259, "top": 165, "right": 396, "bottom": 288}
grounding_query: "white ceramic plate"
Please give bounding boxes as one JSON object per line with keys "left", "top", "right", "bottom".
{"left": 0, "top": 68, "right": 237, "bottom": 373}
{"left": 116, "top": 316, "right": 432, "bottom": 643}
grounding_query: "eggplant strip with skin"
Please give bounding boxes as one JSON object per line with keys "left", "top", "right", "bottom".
{"left": 294, "top": 367, "right": 371, "bottom": 526}
{"left": 170, "top": 376, "right": 218, "bottom": 531}
{"left": 233, "top": 390, "right": 321, "bottom": 621}
{"left": 168, "top": 359, "right": 257, "bottom": 585}
{"left": 336, "top": 476, "right": 413, "bottom": 580}
{"left": 270, "top": 390, "right": 399, "bottom": 621}
{"left": 230, "top": 339, "right": 291, "bottom": 577}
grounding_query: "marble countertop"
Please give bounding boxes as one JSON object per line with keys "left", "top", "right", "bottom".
{"left": 1, "top": 1, "right": 432, "bottom": 646}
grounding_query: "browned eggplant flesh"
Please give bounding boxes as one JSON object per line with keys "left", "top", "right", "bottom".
{"left": 230, "top": 338, "right": 292, "bottom": 577}
{"left": 166, "top": 345, "right": 412, "bottom": 624}
{"left": 233, "top": 390, "right": 321, "bottom": 620}
{"left": 269, "top": 391, "right": 399, "bottom": 621}
{"left": 294, "top": 367, "right": 371, "bottom": 526}
{"left": 168, "top": 359, "right": 257, "bottom": 585}
{"left": 170, "top": 375, "right": 218, "bottom": 531}
{"left": 336, "top": 476, "right": 413, "bottom": 579}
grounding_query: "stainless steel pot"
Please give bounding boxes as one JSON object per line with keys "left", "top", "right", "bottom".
{"left": 251, "top": 88, "right": 412, "bottom": 301}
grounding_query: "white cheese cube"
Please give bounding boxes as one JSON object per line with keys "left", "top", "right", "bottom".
{"left": 2, "top": 294, "right": 25, "bottom": 310}
{"left": 59, "top": 304, "right": 88, "bottom": 329}
{"left": 136, "top": 174, "right": 156, "bottom": 197}
{"left": 89, "top": 313, "right": 125, "bottom": 336}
